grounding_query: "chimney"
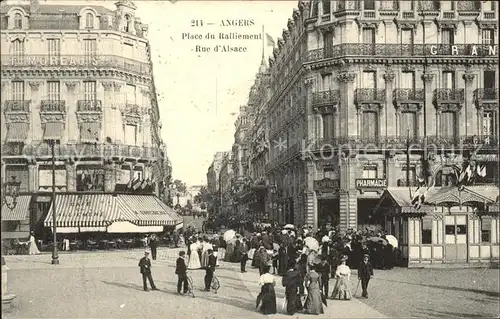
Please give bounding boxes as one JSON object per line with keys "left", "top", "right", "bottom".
{"left": 30, "top": 0, "right": 40, "bottom": 13}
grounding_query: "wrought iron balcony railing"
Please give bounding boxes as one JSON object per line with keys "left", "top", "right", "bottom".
{"left": 0, "top": 55, "right": 152, "bottom": 76}
{"left": 484, "top": 11, "right": 496, "bottom": 19}
{"left": 3, "top": 100, "right": 30, "bottom": 112}
{"left": 312, "top": 90, "right": 341, "bottom": 106}
{"left": 77, "top": 100, "right": 102, "bottom": 112}
{"left": 41, "top": 100, "right": 66, "bottom": 113}
{"left": 393, "top": 89, "right": 425, "bottom": 101}
{"left": 397, "top": 179, "right": 419, "bottom": 187}
{"left": 474, "top": 88, "right": 498, "bottom": 101}
{"left": 355, "top": 89, "right": 386, "bottom": 103}
{"left": 1, "top": 142, "right": 160, "bottom": 159}
{"left": 434, "top": 89, "right": 465, "bottom": 103}
{"left": 305, "top": 44, "right": 498, "bottom": 62}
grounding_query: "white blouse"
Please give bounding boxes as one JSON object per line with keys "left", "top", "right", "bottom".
{"left": 259, "top": 273, "right": 276, "bottom": 286}
{"left": 335, "top": 264, "right": 351, "bottom": 279}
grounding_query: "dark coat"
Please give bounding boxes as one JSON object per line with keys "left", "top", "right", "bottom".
{"left": 282, "top": 269, "right": 302, "bottom": 315}
{"left": 149, "top": 238, "right": 158, "bottom": 248}
{"left": 207, "top": 254, "right": 217, "bottom": 270}
{"left": 138, "top": 256, "right": 152, "bottom": 274}
{"left": 175, "top": 257, "right": 187, "bottom": 275}
{"left": 358, "top": 261, "right": 374, "bottom": 279}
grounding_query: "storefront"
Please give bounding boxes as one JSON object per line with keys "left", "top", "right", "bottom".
{"left": 375, "top": 186, "right": 500, "bottom": 267}
{"left": 43, "top": 193, "right": 182, "bottom": 234}
{"left": 313, "top": 178, "right": 340, "bottom": 227}
{"left": 1, "top": 195, "right": 32, "bottom": 239}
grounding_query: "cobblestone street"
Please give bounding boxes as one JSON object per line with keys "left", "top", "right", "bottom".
{"left": 3, "top": 249, "right": 499, "bottom": 318}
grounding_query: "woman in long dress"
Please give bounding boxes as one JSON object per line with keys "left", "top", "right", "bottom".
{"left": 330, "top": 255, "right": 352, "bottom": 300}
{"left": 282, "top": 260, "right": 302, "bottom": 315}
{"left": 187, "top": 241, "right": 201, "bottom": 269}
{"left": 201, "top": 239, "right": 213, "bottom": 268}
{"left": 257, "top": 265, "right": 277, "bottom": 314}
{"left": 302, "top": 264, "right": 324, "bottom": 314}
{"left": 28, "top": 232, "right": 40, "bottom": 255}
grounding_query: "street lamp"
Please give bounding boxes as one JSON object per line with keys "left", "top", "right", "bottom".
{"left": 1, "top": 176, "right": 21, "bottom": 210}
{"left": 48, "top": 139, "right": 59, "bottom": 265}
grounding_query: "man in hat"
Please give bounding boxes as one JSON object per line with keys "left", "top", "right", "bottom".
{"left": 204, "top": 249, "right": 216, "bottom": 291}
{"left": 138, "top": 251, "right": 158, "bottom": 291}
{"left": 358, "top": 254, "right": 374, "bottom": 298}
{"left": 175, "top": 251, "right": 188, "bottom": 295}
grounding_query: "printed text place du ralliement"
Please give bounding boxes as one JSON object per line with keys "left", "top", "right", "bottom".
{"left": 181, "top": 32, "right": 262, "bottom": 41}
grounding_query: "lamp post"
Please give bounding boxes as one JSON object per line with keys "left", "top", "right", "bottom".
{"left": 49, "top": 139, "right": 59, "bottom": 265}
{"left": 1, "top": 176, "right": 21, "bottom": 210}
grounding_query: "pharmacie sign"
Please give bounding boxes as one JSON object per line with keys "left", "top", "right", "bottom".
{"left": 355, "top": 179, "right": 387, "bottom": 188}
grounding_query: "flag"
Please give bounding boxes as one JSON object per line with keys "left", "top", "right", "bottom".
{"left": 477, "top": 165, "right": 487, "bottom": 177}
{"left": 266, "top": 33, "right": 275, "bottom": 47}
{"left": 140, "top": 179, "right": 148, "bottom": 189}
{"left": 132, "top": 177, "right": 142, "bottom": 190}
{"left": 411, "top": 186, "right": 427, "bottom": 210}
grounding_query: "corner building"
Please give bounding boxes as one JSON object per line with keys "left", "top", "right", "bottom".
{"left": 261, "top": 0, "right": 498, "bottom": 232}
{"left": 0, "top": 0, "right": 180, "bottom": 239}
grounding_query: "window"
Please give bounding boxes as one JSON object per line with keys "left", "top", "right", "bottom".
{"left": 125, "top": 124, "right": 138, "bottom": 145}
{"left": 13, "top": 13, "right": 22, "bottom": 29}
{"left": 401, "top": 71, "right": 415, "bottom": 89}
{"left": 401, "top": 112, "right": 417, "bottom": 137}
{"left": 85, "top": 13, "right": 94, "bottom": 28}
{"left": 483, "top": 111, "right": 497, "bottom": 136}
{"left": 126, "top": 84, "right": 136, "bottom": 104}
{"left": 362, "top": 112, "right": 378, "bottom": 138}
{"left": 442, "top": 71, "right": 455, "bottom": 89}
{"left": 421, "top": 219, "right": 432, "bottom": 244}
{"left": 441, "top": 112, "right": 457, "bottom": 137}
{"left": 124, "top": 14, "right": 131, "bottom": 32}
{"left": 322, "top": 114, "right": 334, "bottom": 139}
{"left": 482, "top": 29, "right": 494, "bottom": 45}
{"left": 401, "top": 165, "right": 416, "bottom": 186}
{"left": 441, "top": 1, "right": 454, "bottom": 10}
{"left": 481, "top": 217, "right": 491, "bottom": 242}
{"left": 484, "top": 71, "right": 496, "bottom": 89}
{"left": 83, "top": 39, "right": 96, "bottom": 64}
{"left": 362, "top": 165, "right": 377, "bottom": 178}
{"left": 321, "top": 73, "right": 332, "bottom": 91}
{"left": 401, "top": 29, "right": 414, "bottom": 54}
{"left": 400, "top": 1, "right": 414, "bottom": 11}
{"left": 323, "top": 31, "right": 333, "bottom": 55}
{"left": 322, "top": 0, "right": 331, "bottom": 14}
{"left": 47, "top": 39, "right": 60, "bottom": 62}
{"left": 12, "top": 39, "right": 24, "bottom": 58}
{"left": 363, "top": 71, "right": 376, "bottom": 88}
{"left": 47, "top": 81, "right": 60, "bottom": 101}
{"left": 12, "top": 81, "right": 24, "bottom": 100}
{"left": 363, "top": 0, "right": 375, "bottom": 10}
{"left": 83, "top": 81, "right": 96, "bottom": 101}
{"left": 362, "top": 27, "right": 375, "bottom": 44}
{"left": 76, "top": 167, "right": 105, "bottom": 191}
{"left": 441, "top": 28, "right": 454, "bottom": 45}
{"left": 5, "top": 166, "right": 29, "bottom": 192}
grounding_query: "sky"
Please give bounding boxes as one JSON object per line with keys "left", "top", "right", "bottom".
{"left": 135, "top": 0, "right": 298, "bottom": 186}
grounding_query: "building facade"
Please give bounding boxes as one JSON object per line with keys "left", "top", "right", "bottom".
{"left": 230, "top": 0, "right": 499, "bottom": 233}
{"left": 218, "top": 152, "right": 234, "bottom": 215}
{"left": 1, "top": 0, "right": 179, "bottom": 239}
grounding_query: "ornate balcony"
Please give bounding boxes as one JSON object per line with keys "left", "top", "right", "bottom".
{"left": 3, "top": 100, "right": 30, "bottom": 112}
{"left": 355, "top": 89, "right": 385, "bottom": 104}
{"left": 77, "top": 100, "right": 102, "bottom": 112}
{"left": 0, "top": 55, "right": 151, "bottom": 76}
{"left": 312, "top": 90, "right": 340, "bottom": 107}
{"left": 305, "top": 44, "right": 498, "bottom": 62}
{"left": 433, "top": 89, "right": 465, "bottom": 104}
{"left": 394, "top": 89, "right": 425, "bottom": 102}
{"left": 41, "top": 100, "right": 66, "bottom": 113}
{"left": 474, "top": 88, "right": 497, "bottom": 102}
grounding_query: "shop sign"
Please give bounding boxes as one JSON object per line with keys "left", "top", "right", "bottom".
{"left": 355, "top": 178, "right": 387, "bottom": 188}
{"left": 313, "top": 178, "right": 340, "bottom": 193}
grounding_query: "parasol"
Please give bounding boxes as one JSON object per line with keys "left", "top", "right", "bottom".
{"left": 273, "top": 243, "right": 280, "bottom": 250}
{"left": 304, "top": 237, "right": 319, "bottom": 251}
{"left": 367, "top": 237, "right": 388, "bottom": 245}
{"left": 385, "top": 235, "right": 398, "bottom": 248}
{"left": 223, "top": 229, "right": 236, "bottom": 241}
{"left": 283, "top": 224, "right": 295, "bottom": 230}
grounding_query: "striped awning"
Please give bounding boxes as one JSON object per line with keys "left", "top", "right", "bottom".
{"left": 6, "top": 123, "right": 29, "bottom": 142}
{"left": 1, "top": 195, "right": 31, "bottom": 221}
{"left": 79, "top": 122, "right": 101, "bottom": 143}
{"left": 117, "top": 195, "right": 182, "bottom": 226}
{"left": 44, "top": 194, "right": 120, "bottom": 228}
{"left": 43, "top": 122, "right": 64, "bottom": 141}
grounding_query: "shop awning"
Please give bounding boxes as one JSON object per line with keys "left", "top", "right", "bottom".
{"left": 79, "top": 122, "right": 101, "bottom": 143}
{"left": 425, "top": 186, "right": 497, "bottom": 205}
{"left": 6, "top": 123, "right": 29, "bottom": 142}
{"left": 43, "top": 122, "right": 64, "bottom": 141}
{"left": 1, "top": 195, "right": 31, "bottom": 221}
{"left": 44, "top": 194, "right": 120, "bottom": 228}
{"left": 117, "top": 195, "right": 182, "bottom": 226}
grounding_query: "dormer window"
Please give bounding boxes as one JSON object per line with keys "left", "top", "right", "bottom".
{"left": 14, "top": 13, "right": 22, "bottom": 29}
{"left": 124, "top": 14, "right": 131, "bottom": 32}
{"left": 85, "top": 12, "right": 94, "bottom": 28}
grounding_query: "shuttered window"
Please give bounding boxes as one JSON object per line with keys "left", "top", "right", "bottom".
{"left": 85, "top": 13, "right": 94, "bottom": 28}
{"left": 441, "top": 28, "right": 454, "bottom": 45}
{"left": 12, "top": 81, "right": 24, "bottom": 100}
{"left": 362, "top": 111, "right": 378, "bottom": 138}
{"left": 83, "top": 39, "right": 96, "bottom": 64}
{"left": 442, "top": 71, "right": 455, "bottom": 89}
{"left": 362, "top": 28, "right": 375, "bottom": 44}
{"left": 48, "top": 39, "right": 60, "bottom": 59}
{"left": 12, "top": 39, "right": 24, "bottom": 58}
{"left": 47, "top": 81, "right": 60, "bottom": 101}
{"left": 83, "top": 81, "right": 96, "bottom": 101}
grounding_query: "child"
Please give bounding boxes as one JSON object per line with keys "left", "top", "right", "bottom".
{"left": 272, "top": 249, "right": 278, "bottom": 275}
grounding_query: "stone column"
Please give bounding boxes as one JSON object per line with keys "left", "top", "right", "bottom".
{"left": 28, "top": 81, "right": 43, "bottom": 142}
{"left": 383, "top": 72, "right": 395, "bottom": 137}
{"left": 66, "top": 163, "right": 76, "bottom": 192}
{"left": 387, "top": 154, "right": 398, "bottom": 187}
{"left": 337, "top": 72, "right": 356, "bottom": 136}
{"left": 114, "top": 82, "right": 123, "bottom": 143}
{"left": 304, "top": 77, "right": 315, "bottom": 142}
{"left": 304, "top": 160, "right": 317, "bottom": 230}
{"left": 422, "top": 73, "right": 435, "bottom": 136}
{"left": 65, "top": 82, "right": 79, "bottom": 142}
{"left": 28, "top": 164, "right": 37, "bottom": 193}
{"left": 463, "top": 72, "right": 476, "bottom": 136}
{"left": 104, "top": 163, "right": 116, "bottom": 193}
{"left": 1, "top": 162, "right": 5, "bottom": 184}
{"left": 101, "top": 81, "right": 114, "bottom": 143}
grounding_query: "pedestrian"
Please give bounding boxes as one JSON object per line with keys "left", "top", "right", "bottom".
{"left": 204, "top": 249, "right": 216, "bottom": 291}
{"left": 240, "top": 242, "right": 249, "bottom": 273}
{"left": 302, "top": 263, "right": 324, "bottom": 315}
{"left": 172, "top": 231, "right": 179, "bottom": 248}
{"left": 330, "top": 255, "right": 352, "bottom": 300}
{"left": 282, "top": 259, "right": 302, "bottom": 315}
{"left": 257, "top": 265, "right": 277, "bottom": 314}
{"left": 358, "top": 254, "right": 374, "bottom": 298}
{"left": 138, "top": 251, "right": 158, "bottom": 292}
{"left": 272, "top": 249, "right": 278, "bottom": 274}
{"left": 317, "top": 255, "right": 330, "bottom": 297}
{"left": 175, "top": 251, "right": 189, "bottom": 295}
{"left": 149, "top": 234, "right": 158, "bottom": 260}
